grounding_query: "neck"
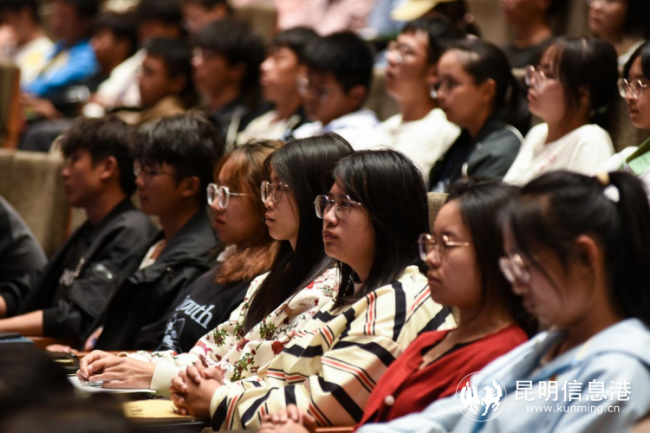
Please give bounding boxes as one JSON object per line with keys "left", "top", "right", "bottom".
{"left": 235, "top": 229, "right": 269, "bottom": 251}
{"left": 512, "top": 18, "right": 552, "bottom": 48}
{"left": 397, "top": 88, "right": 436, "bottom": 122}
{"left": 18, "top": 25, "right": 46, "bottom": 48}
{"left": 452, "top": 302, "right": 514, "bottom": 341}
{"left": 102, "top": 56, "right": 126, "bottom": 77}
{"left": 352, "top": 261, "right": 372, "bottom": 284}
{"left": 559, "top": 307, "right": 621, "bottom": 358}
{"left": 545, "top": 113, "right": 589, "bottom": 144}
{"left": 158, "top": 202, "right": 201, "bottom": 242}
{"left": 272, "top": 91, "right": 302, "bottom": 122}
{"left": 84, "top": 189, "right": 127, "bottom": 225}
{"left": 208, "top": 85, "right": 241, "bottom": 113}
{"left": 465, "top": 108, "right": 493, "bottom": 139}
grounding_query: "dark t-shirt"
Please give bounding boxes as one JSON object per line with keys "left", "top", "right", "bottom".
{"left": 51, "top": 224, "right": 94, "bottom": 305}
{"left": 156, "top": 266, "right": 250, "bottom": 354}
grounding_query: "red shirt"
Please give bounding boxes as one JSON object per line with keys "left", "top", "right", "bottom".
{"left": 357, "top": 324, "right": 528, "bottom": 427}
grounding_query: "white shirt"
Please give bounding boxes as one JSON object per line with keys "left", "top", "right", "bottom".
{"left": 504, "top": 123, "right": 614, "bottom": 185}
{"left": 373, "top": 108, "right": 460, "bottom": 179}
{"left": 293, "top": 109, "right": 383, "bottom": 150}
{"left": 15, "top": 36, "right": 53, "bottom": 85}
{"left": 94, "top": 49, "right": 144, "bottom": 109}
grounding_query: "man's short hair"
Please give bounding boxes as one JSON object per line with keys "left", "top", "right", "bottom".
{"left": 402, "top": 16, "right": 465, "bottom": 64}
{"left": 132, "top": 113, "right": 224, "bottom": 203}
{"left": 135, "top": 0, "right": 183, "bottom": 26}
{"left": 93, "top": 11, "right": 138, "bottom": 57}
{"left": 194, "top": 19, "right": 266, "bottom": 99}
{"left": 144, "top": 37, "right": 196, "bottom": 104}
{"left": 271, "top": 27, "right": 319, "bottom": 64}
{"left": 180, "top": 0, "right": 232, "bottom": 13}
{"left": 0, "top": 0, "right": 39, "bottom": 22}
{"left": 301, "top": 31, "right": 374, "bottom": 94}
{"left": 61, "top": 0, "right": 101, "bottom": 19}
{"left": 59, "top": 116, "right": 137, "bottom": 195}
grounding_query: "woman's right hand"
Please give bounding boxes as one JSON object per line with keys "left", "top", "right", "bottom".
{"left": 76, "top": 350, "right": 156, "bottom": 389}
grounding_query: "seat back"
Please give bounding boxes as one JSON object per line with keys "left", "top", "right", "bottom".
{"left": 0, "top": 61, "right": 22, "bottom": 149}
{"left": 427, "top": 192, "right": 448, "bottom": 231}
{"left": 0, "top": 150, "right": 70, "bottom": 257}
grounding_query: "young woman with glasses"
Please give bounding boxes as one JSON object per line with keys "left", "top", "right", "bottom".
{"left": 504, "top": 37, "right": 618, "bottom": 185}
{"left": 167, "top": 149, "right": 454, "bottom": 429}
{"left": 587, "top": 0, "right": 650, "bottom": 66}
{"left": 429, "top": 39, "right": 526, "bottom": 192}
{"left": 77, "top": 134, "right": 352, "bottom": 390}
{"left": 601, "top": 41, "right": 650, "bottom": 200}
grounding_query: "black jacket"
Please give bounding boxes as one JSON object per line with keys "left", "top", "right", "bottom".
{"left": 20, "top": 199, "right": 156, "bottom": 342}
{"left": 95, "top": 210, "right": 217, "bottom": 351}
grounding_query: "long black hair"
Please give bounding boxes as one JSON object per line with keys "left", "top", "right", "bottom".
{"left": 243, "top": 134, "right": 353, "bottom": 331}
{"left": 503, "top": 170, "right": 650, "bottom": 328}
{"left": 540, "top": 37, "right": 618, "bottom": 128}
{"left": 448, "top": 178, "right": 537, "bottom": 337}
{"left": 329, "top": 150, "right": 429, "bottom": 308}
{"left": 448, "top": 39, "right": 527, "bottom": 128}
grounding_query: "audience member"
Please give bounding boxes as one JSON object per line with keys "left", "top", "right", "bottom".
{"left": 262, "top": 179, "right": 533, "bottom": 433}
{"left": 374, "top": 16, "right": 462, "bottom": 179}
{"left": 93, "top": 113, "right": 222, "bottom": 351}
{"left": 181, "top": 0, "right": 232, "bottom": 34}
{"left": 505, "top": 37, "right": 618, "bottom": 185}
{"left": 0, "top": 117, "right": 156, "bottom": 343}
{"left": 588, "top": 0, "right": 650, "bottom": 66}
{"left": 0, "top": 197, "right": 46, "bottom": 318}
{"left": 0, "top": 0, "right": 53, "bottom": 85}
{"left": 77, "top": 133, "right": 351, "bottom": 389}
{"left": 120, "top": 37, "right": 196, "bottom": 125}
{"left": 429, "top": 39, "right": 524, "bottom": 192}
{"left": 167, "top": 150, "right": 454, "bottom": 429}
{"left": 391, "top": 0, "right": 480, "bottom": 37}
{"left": 23, "top": 0, "right": 99, "bottom": 100}
{"left": 237, "top": 27, "right": 318, "bottom": 145}
{"left": 192, "top": 19, "right": 267, "bottom": 150}
{"left": 0, "top": 347, "right": 73, "bottom": 423}
{"left": 601, "top": 41, "right": 650, "bottom": 199}
{"left": 501, "top": 0, "right": 563, "bottom": 69}
{"left": 293, "top": 31, "right": 385, "bottom": 149}
{"left": 135, "top": 0, "right": 184, "bottom": 44}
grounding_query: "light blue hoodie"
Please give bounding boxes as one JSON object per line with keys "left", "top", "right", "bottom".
{"left": 358, "top": 319, "right": 650, "bottom": 433}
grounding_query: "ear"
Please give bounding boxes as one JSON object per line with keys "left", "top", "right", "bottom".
{"left": 574, "top": 234, "right": 604, "bottom": 279}
{"left": 579, "top": 86, "right": 591, "bottom": 111}
{"left": 228, "top": 63, "right": 247, "bottom": 84}
{"left": 98, "top": 156, "right": 118, "bottom": 182}
{"left": 481, "top": 78, "right": 497, "bottom": 104}
{"left": 347, "top": 85, "right": 367, "bottom": 109}
{"left": 178, "top": 176, "right": 202, "bottom": 199}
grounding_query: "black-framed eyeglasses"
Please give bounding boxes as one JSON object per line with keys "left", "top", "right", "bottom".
{"left": 618, "top": 78, "right": 648, "bottom": 100}
{"left": 314, "top": 195, "right": 363, "bottom": 219}
{"left": 418, "top": 233, "right": 471, "bottom": 262}
{"left": 386, "top": 41, "right": 417, "bottom": 63}
{"left": 133, "top": 163, "right": 177, "bottom": 185}
{"left": 207, "top": 183, "right": 249, "bottom": 209}
{"left": 261, "top": 180, "right": 290, "bottom": 204}
{"left": 499, "top": 253, "right": 531, "bottom": 285}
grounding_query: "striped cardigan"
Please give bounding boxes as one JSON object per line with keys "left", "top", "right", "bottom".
{"left": 208, "top": 266, "right": 456, "bottom": 430}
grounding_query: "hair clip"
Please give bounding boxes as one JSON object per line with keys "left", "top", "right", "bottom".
{"left": 594, "top": 172, "right": 619, "bottom": 203}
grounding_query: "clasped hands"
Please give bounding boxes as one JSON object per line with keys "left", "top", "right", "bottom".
{"left": 169, "top": 360, "right": 224, "bottom": 419}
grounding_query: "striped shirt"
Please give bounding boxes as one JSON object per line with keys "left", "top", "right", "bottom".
{"left": 208, "top": 266, "right": 456, "bottom": 430}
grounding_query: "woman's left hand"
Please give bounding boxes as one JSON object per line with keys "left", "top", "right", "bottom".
{"left": 170, "top": 361, "right": 223, "bottom": 419}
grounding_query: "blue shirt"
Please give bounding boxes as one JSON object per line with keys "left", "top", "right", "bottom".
{"left": 25, "top": 39, "right": 97, "bottom": 98}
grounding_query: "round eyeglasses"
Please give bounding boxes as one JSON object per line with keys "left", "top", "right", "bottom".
{"left": 314, "top": 195, "right": 363, "bottom": 219}
{"left": 261, "top": 180, "right": 290, "bottom": 204}
{"left": 499, "top": 253, "right": 531, "bottom": 285}
{"left": 618, "top": 78, "right": 648, "bottom": 100}
{"left": 417, "top": 233, "right": 471, "bottom": 262}
{"left": 525, "top": 65, "right": 554, "bottom": 91}
{"left": 207, "top": 183, "right": 248, "bottom": 209}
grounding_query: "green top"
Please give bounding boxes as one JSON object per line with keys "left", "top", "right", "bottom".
{"left": 626, "top": 136, "right": 650, "bottom": 175}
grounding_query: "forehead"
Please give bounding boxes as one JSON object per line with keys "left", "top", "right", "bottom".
{"left": 628, "top": 56, "right": 647, "bottom": 79}
{"left": 433, "top": 200, "right": 467, "bottom": 236}
{"left": 306, "top": 70, "right": 339, "bottom": 87}
{"left": 397, "top": 30, "right": 429, "bottom": 50}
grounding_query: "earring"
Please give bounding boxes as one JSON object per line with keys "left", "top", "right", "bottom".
{"left": 429, "top": 83, "right": 438, "bottom": 99}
